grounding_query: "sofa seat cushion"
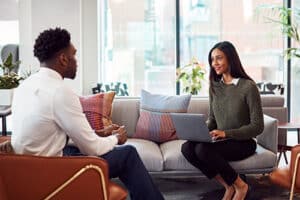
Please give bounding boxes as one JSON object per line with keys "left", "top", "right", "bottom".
{"left": 160, "top": 140, "right": 198, "bottom": 171}
{"left": 230, "top": 145, "right": 277, "bottom": 173}
{"left": 161, "top": 140, "right": 276, "bottom": 173}
{"left": 125, "top": 138, "right": 163, "bottom": 172}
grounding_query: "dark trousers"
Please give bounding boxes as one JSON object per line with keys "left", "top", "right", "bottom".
{"left": 181, "top": 139, "right": 256, "bottom": 185}
{"left": 63, "top": 145, "right": 164, "bottom": 200}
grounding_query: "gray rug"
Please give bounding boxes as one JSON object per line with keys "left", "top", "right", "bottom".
{"left": 113, "top": 174, "right": 300, "bottom": 200}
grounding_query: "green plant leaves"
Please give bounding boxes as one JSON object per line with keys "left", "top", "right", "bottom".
{"left": 176, "top": 57, "right": 206, "bottom": 95}
{"left": 0, "top": 53, "right": 22, "bottom": 89}
{"left": 257, "top": 4, "right": 300, "bottom": 60}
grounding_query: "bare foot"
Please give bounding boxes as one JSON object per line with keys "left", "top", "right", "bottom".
{"left": 222, "top": 186, "right": 235, "bottom": 200}
{"left": 232, "top": 183, "right": 248, "bottom": 200}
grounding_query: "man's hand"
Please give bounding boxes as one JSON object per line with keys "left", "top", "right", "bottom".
{"left": 95, "top": 124, "right": 120, "bottom": 137}
{"left": 0, "top": 140, "right": 14, "bottom": 154}
{"left": 112, "top": 125, "right": 127, "bottom": 145}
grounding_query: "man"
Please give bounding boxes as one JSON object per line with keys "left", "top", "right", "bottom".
{"left": 11, "top": 27, "right": 164, "bottom": 200}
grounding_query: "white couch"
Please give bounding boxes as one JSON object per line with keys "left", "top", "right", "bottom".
{"left": 112, "top": 96, "right": 285, "bottom": 175}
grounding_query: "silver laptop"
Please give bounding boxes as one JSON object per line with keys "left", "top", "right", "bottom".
{"left": 170, "top": 113, "right": 229, "bottom": 143}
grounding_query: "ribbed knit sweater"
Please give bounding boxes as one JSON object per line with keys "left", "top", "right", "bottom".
{"left": 207, "top": 78, "right": 264, "bottom": 140}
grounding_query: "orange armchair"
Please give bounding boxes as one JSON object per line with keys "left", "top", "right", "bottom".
{"left": 0, "top": 137, "right": 127, "bottom": 200}
{"left": 270, "top": 144, "right": 300, "bottom": 200}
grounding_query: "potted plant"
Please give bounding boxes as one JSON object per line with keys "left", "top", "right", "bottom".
{"left": 0, "top": 53, "right": 22, "bottom": 106}
{"left": 176, "top": 57, "right": 206, "bottom": 95}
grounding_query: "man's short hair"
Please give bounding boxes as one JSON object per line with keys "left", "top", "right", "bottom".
{"left": 33, "top": 27, "right": 71, "bottom": 62}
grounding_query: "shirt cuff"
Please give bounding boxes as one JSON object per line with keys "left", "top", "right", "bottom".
{"left": 225, "top": 130, "right": 233, "bottom": 138}
{"left": 107, "top": 134, "right": 118, "bottom": 145}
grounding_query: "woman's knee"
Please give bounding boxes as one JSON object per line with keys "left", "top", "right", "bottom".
{"left": 194, "top": 143, "right": 210, "bottom": 160}
{"left": 181, "top": 141, "right": 195, "bottom": 158}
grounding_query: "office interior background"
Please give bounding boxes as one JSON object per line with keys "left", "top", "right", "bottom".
{"left": 0, "top": 0, "right": 299, "bottom": 121}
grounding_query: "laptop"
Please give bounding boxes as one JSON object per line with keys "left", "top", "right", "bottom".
{"left": 170, "top": 113, "right": 229, "bottom": 143}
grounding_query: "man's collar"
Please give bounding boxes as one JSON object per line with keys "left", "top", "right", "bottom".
{"left": 39, "top": 67, "right": 63, "bottom": 80}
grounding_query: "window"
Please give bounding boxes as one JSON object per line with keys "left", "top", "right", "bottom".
{"left": 99, "top": 0, "right": 284, "bottom": 96}
{"left": 0, "top": 21, "right": 19, "bottom": 47}
{"left": 0, "top": 0, "right": 19, "bottom": 74}
{"left": 98, "top": 0, "right": 176, "bottom": 96}
{"left": 180, "top": 0, "right": 284, "bottom": 95}
{"left": 291, "top": 0, "right": 300, "bottom": 121}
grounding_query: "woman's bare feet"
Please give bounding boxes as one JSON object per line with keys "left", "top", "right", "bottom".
{"left": 232, "top": 176, "right": 248, "bottom": 200}
{"left": 222, "top": 186, "right": 235, "bottom": 200}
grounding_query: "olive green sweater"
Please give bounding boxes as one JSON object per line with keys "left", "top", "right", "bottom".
{"left": 207, "top": 78, "right": 264, "bottom": 140}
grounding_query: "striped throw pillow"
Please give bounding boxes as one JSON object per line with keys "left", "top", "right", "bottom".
{"left": 134, "top": 90, "right": 191, "bottom": 143}
{"left": 79, "top": 92, "right": 115, "bottom": 130}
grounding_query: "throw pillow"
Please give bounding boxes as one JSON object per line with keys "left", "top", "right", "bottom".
{"left": 79, "top": 91, "right": 115, "bottom": 130}
{"left": 134, "top": 89, "right": 191, "bottom": 143}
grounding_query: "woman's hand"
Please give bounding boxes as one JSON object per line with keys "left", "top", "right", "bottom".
{"left": 209, "top": 130, "right": 226, "bottom": 140}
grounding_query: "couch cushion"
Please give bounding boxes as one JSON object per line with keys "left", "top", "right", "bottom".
{"left": 138, "top": 89, "right": 191, "bottom": 113}
{"left": 112, "top": 98, "right": 140, "bottom": 137}
{"left": 79, "top": 92, "right": 115, "bottom": 130}
{"left": 261, "top": 95, "right": 284, "bottom": 107}
{"left": 230, "top": 145, "right": 277, "bottom": 173}
{"left": 125, "top": 138, "right": 163, "bottom": 172}
{"left": 187, "top": 97, "right": 209, "bottom": 118}
{"left": 161, "top": 140, "right": 276, "bottom": 173}
{"left": 133, "top": 90, "right": 191, "bottom": 143}
{"left": 160, "top": 140, "right": 197, "bottom": 171}
{"left": 263, "top": 107, "right": 288, "bottom": 146}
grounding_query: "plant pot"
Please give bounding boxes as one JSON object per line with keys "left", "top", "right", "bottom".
{"left": 0, "top": 89, "right": 14, "bottom": 106}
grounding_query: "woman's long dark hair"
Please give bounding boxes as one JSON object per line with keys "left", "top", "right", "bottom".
{"left": 208, "top": 41, "right": 253, "bottom": 93}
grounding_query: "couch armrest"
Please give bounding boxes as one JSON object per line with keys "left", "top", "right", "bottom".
{"left": 256, "top": 114, "right": 278, "bottom": 154}
{"left": 0, "top": 154, "right": 127, "bottom": 200}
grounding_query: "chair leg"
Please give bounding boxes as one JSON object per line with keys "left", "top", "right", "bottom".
{"left": 290, "top": 153, "right": 300, "bottom": 200}
{"left": 284, "top": 151, "right": 289, "bottom": 164}
{"left": 278, "top": 151, "right": 283, "bottom": 166}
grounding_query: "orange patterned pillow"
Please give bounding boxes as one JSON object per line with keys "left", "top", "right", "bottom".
{"left": 79, "top": 92, "right": 115, "bottom": 130}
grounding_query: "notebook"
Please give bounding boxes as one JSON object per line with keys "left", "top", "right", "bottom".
{"left": 170, "top": 113, "right": 229, "bottom": 143}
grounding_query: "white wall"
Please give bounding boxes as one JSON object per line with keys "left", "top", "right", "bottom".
{"left": 81, "top": 0, "right": 98, "bottom": 95}
{"left": 0, "top": 0, "right": 19, "bottom": 47}
{"left": 0, "top": 0, "right": 18, "bottom": 20}
{"left": 18, "top": 0, "right": 98, "bottom": 95}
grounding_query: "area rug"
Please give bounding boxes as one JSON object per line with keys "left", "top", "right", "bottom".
{"left": 113, "top": 174, "right": 300, "bottom": 200}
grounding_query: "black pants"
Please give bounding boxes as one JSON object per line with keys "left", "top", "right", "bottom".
{"left": 181, "top": 139, "right": 256, "bottom": 185}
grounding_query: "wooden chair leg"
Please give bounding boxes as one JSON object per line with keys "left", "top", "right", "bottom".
{"left": 290, "top": 153, "right": 300, "bottom": 200}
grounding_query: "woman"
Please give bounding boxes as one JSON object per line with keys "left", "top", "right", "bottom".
{"left": 181, "top": 41, "right": 264, "bottom": 200}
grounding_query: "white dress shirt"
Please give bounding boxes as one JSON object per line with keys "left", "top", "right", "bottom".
{"left": 11, "top": 68, "right": 118, "bottom": 156}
